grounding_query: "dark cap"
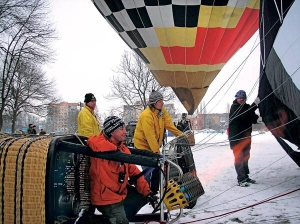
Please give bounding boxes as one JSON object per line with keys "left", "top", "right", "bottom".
{"left": 84, "top": 93, "right": 96, "bottom": 103}
{"left": 235, "top": 90, "right": 247, "bottom": 99}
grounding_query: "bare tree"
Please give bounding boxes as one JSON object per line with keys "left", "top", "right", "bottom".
{"left": 105, "top": 51, "right": 176, "bottom": 112}
{"left": 6, "top": 60, "right": 58, "bottom": 132}
{"left": 0, "top": 0, "right": 35, "bottom": 35}
{"left": 0, "top": 0, "right": 56, "bottom": 130}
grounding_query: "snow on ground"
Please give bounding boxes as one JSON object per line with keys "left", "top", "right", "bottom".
{"left": 139, "top": 131, "right": 300, "bottom": 223}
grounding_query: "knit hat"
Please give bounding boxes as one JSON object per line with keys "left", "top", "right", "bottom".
{"left": 103, "top": 116, "right": 125, "bottom": 138}
{"left": 235, "top": 90, "right": 247, "bottom": 99}
{"left": 84, "top": 93, "right": 96, "bottom": 103}
{"left": 148, "top": 90, "right": 163, "bottom": 105}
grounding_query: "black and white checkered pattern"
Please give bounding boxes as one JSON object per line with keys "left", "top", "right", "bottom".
{"left": 92, "top": 0, "right": 207, "bottom": 48}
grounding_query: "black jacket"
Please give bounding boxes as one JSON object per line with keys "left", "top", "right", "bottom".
{"left": 177, "top": 119, "right": 191, "bottom": 132}
{"left": 229, "top": 99, "right": 258, "bottom": 148}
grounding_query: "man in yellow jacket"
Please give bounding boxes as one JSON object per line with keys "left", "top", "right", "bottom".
{"left": 134, "top": 90, "right": 182, "bottom": 154}
{"left": 133, "top": 90, "right": 182, "bottom": 192}
{"left": 77, "top": 93, "right": 100, "bottom": 138}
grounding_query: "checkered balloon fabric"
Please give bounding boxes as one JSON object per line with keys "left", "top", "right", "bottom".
{"left": 92, "top": 0, "right": 259, "bottom": 114}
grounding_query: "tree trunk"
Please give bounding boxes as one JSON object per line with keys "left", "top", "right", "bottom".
{"left": 0, "top": 107, "right": 4, "bottom": 131}
{"left": 11, "top": 113, "right": 17, "bottom": 133}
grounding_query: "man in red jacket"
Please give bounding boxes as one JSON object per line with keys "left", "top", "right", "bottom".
{"left": 87, "top": 116, "right": 158, "bottom": 224}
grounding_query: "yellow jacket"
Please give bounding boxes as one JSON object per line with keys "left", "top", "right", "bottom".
{"left": 77, "top": 105, "right": 100, "bottom": 138}
{"left": 134, "top": 106, "right": 182, "bottom": 153}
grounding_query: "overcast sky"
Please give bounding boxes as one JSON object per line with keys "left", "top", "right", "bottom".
{"left": 47, "top": 0, "right": 261, "bottom": 115}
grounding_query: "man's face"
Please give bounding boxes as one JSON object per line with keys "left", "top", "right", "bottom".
{"left": 111, "top": 126, "right": 127, "bottom": 142}
{"left": 87, "top": 99, "right": 96, "bottom": 109}
{"left": 155, "top": 100, "right": 164, "bottom": 109}
{"left": 237, "top": 98, "right": 246, "bottom": 104}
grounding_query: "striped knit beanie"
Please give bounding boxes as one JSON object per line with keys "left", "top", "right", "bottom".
{"left": 148, "top": 90, "right": 163, "bottom": 105}
{"left": 103, "top": 116, "right": 125, "bottom": 138}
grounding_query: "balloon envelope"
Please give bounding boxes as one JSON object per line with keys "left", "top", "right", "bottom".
{"left": 92, "top": 0, "right": 259, "bottom": 114}
{"left": 258, "top": 0, "right": 300, "bottom": 166}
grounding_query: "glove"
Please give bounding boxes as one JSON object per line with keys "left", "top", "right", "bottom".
{"left": 147, "top": 192, "right": 159, "bottom": 209}
{"left": 257, "top": 116, "right": 263, "bottom": 124}
{"left": 254, "top": 97, "right": 260, "bottom": 106}
{"left": 182, "top": 133, "right": 188, "bottom": 139}
{"left": 181, "top": 130, "right": 192, "bottom": 138}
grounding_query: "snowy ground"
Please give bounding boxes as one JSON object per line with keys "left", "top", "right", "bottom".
{"left": 138, "top": 131, "right": 300, "bottom": 224}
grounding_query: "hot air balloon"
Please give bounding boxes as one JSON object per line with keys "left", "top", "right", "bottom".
{"left": 258, "top": 0, "right": 300, "bottom": 166}
{"left": 2, "top": 2, "right": 300, "bottom": 223}
{"left": 92, "top": 0, "right": 259, "bottom": 114}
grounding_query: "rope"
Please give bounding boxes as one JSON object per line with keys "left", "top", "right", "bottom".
{"left": 181, "top": 188, "right": 300, "bottom": 223}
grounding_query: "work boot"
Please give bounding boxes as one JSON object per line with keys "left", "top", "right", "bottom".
{"left": 246, "top": 178, "right": 256, "bottom": 184}
{"left": 238, "top": 181, "right": 250, "bottom": 187}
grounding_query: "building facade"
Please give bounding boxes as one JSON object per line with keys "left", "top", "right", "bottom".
{"left": 189, "top": 113, "right": 229, "bottom": 131}
{"left": 46, "top": 102, "right": 79, "bottom": 134}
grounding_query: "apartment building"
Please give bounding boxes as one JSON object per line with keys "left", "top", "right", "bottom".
{"left": 46, "top": 102, "right": 79, "bottom": 134}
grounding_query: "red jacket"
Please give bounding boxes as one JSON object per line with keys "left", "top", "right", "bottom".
{"left": 87, "top": 133, "right": 151, "bottom": 206}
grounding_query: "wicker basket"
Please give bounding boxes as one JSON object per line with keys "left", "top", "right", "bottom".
{"left": 0, "top": 136, "right": 52, "bottom": 224}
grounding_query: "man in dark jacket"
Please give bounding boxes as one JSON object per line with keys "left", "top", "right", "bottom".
{"left": 32, "top": 125, "right": 37, "bottom": 134}
{"left": 177, "top": 113, "right": 195, "bottom": 146}
{"left": 177, "top": 113, "right": 191, "bottom": 132}
{"left": 27, "top": 124, "right": 34, "bottom": 134}
{"left": 229, "top": 90, "right": 260, "bottom": 187}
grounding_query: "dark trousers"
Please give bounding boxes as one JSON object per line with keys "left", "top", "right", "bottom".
{"left": 232, "top": 139, "right": 251, "bottom": 183}
{"left": 142, "top": 166, "right": 159, "bottom": 193}
{"left": 95, "top": 186, "right": 148, "bottom": 224}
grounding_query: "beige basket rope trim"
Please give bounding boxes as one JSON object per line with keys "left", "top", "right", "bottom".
{"left": 18, "top": 137, "right": 51, "bottom": 224}
{"left": 0, "top": 137, "right": 14, "bottom": 148}
{"left": 0, "top": 133, "right": 11, "bottom": 139}
{"left": 0, "top": 136, "right": 29, "bottom": 223}
{"left": 1, "top": 137, "right": 32, "bottom": 223}
{"left": 1, "top": 136, "right": 52, "bottom": 224}
{"left": 15, "top": 137, "right": 41, "bottom": 223}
